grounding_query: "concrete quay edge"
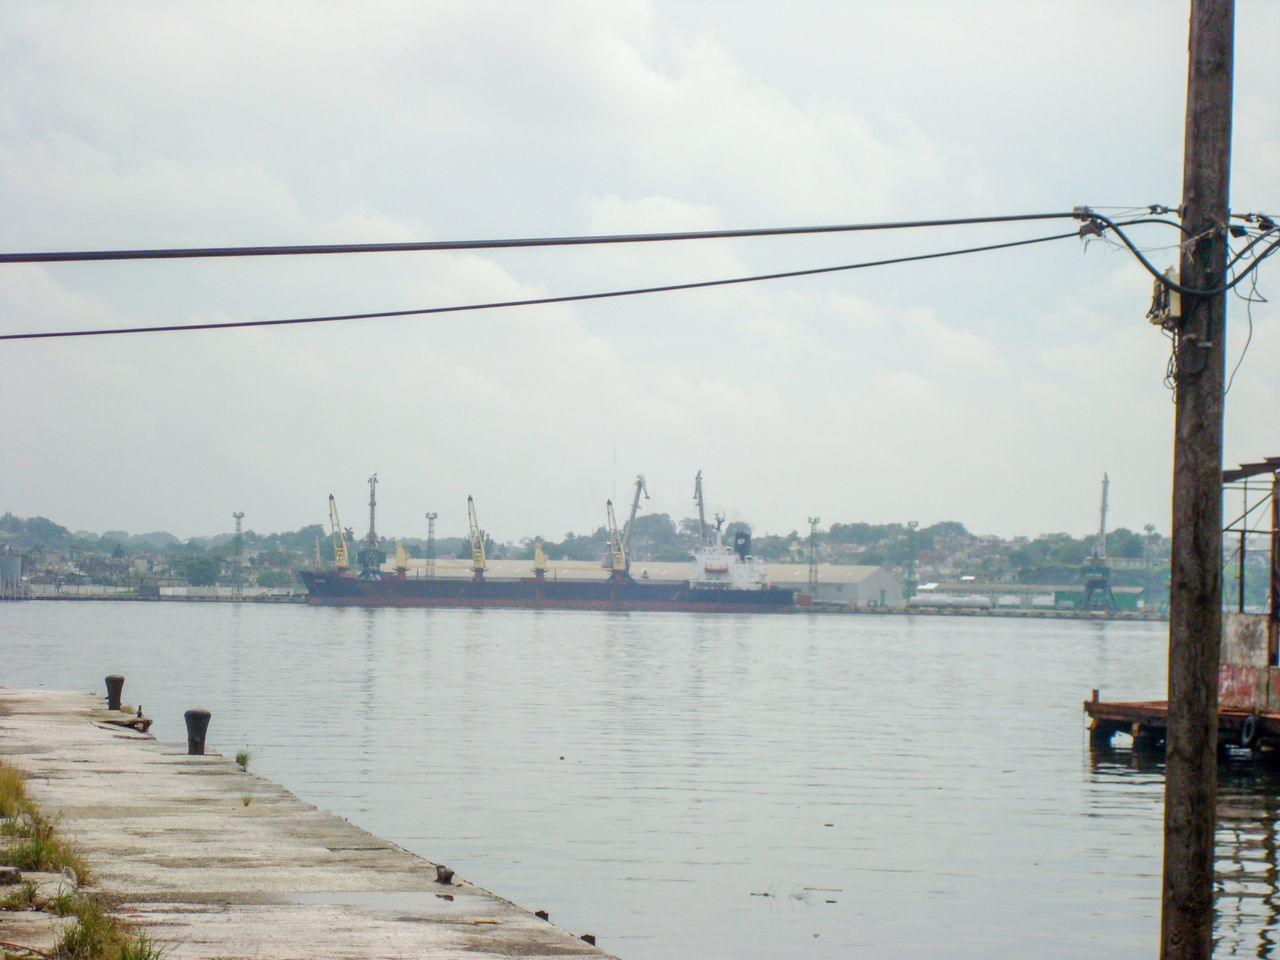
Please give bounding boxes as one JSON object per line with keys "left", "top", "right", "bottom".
{"left": 0, "top": 688, "right": 615, "bottom": 959}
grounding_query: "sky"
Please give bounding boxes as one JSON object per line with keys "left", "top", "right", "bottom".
{"left": 1, "top": 1, "right": 1277, "bottom": 544}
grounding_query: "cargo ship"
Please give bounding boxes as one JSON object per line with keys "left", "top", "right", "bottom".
{"left": 301, "top": 472, "right": 796, "bottom": 613}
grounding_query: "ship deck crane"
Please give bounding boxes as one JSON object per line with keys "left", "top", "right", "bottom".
{"left": 467, "top": 495, "right": 487, "bottom": 582}
{"left": 328, "top": 494, "right": 350, "bottom": 571}
{"left": 606, "top": 500, "right": 626, "bottom": 574}
{"left": 693, "top": 470, "right": 708, "bottom": 547}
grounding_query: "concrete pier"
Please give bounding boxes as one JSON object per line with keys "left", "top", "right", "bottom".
{"left": 0, "top": 689, "right": 613, "bottom": 959}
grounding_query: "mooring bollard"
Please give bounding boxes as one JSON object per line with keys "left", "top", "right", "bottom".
{"left": 184, "top": 709, "right": 211, "bottom": 755}
{"left": 105, "top": 675, "right": 125, "bottom": 711}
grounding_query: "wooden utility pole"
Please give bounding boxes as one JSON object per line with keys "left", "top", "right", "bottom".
{"left": 1161, "top": 2, "right": 1234, "bottom": 959}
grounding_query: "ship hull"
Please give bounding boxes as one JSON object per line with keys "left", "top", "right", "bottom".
{"left": 300, "top": 571, "right": 795, "bottom": 613}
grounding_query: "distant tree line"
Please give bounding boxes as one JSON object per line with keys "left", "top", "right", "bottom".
{"left": 1, "top": 510, "right": 1174, "bottom": 591}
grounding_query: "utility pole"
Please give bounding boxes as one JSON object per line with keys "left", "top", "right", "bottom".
{"left": 1162, "top": 3, "right": 1233, "bottom": 958}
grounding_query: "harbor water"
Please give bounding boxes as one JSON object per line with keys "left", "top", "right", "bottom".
{"left": 1, "top": 602, "right": 1277, "bottom": 959}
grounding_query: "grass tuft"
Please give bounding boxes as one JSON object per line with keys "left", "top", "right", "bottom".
{"left": 48, "top": 885, "right": 80, "bottom": 916}
{"left": 0, "top": 879, "right": 39, "bottom": 910}
{"left": 55, "top": 894, "right": 166, "bottom": 959}
{"left": 57, "top": 895, "right": 115, "bottom": 959}
{"left": 0, "top": 760, "right": 29, "bottom": 817}
{"left": 0, "top": 762, "right": 90, "bottom": 883}
{"left": 0, "top": 758, "right": 163, "bottom": 958}
{"left": 234, "top": 748, "right": 250, "bottom": 771}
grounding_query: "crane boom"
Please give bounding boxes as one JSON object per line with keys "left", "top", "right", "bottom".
{"left": 328, "top": 494, "right": 350, "bottom": 571}
{"left": 622, "top": 474, "right": 648, "bottom": 557}
{"left": 467, "top": 495, "right": 487, "bottom": 578}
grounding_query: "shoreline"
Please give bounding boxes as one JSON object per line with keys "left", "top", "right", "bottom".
{"left": 0, "top": 688, "right": 613, "bottom": 959}
{"left": 4, "top": 592, "right": 1168, "bottom": 622}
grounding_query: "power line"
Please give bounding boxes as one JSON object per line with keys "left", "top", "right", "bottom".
{"left": 1083, "top": 209, "right": 1280, "bottom": 295}
{"left": 0, "top": 212, "right": 1088, "bottom": 264}
{"left": 0, "top": 229, "right": 1084, "bottom": 342}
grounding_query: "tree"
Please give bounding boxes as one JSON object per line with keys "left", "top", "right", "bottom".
{"left": 181, "top": 556, "right": 221, "bottom": 586}
{"left": 257, "top": 569, "right": 295, "bottom": 589}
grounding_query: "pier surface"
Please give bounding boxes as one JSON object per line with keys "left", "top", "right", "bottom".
{"left": 0, "top": 689, "right": 611, "bottom": 959}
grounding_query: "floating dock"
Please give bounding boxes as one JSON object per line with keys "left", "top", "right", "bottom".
{"left": 1085, "top": 613, "right": 1280, "bottom": 754}
{"left": 1083, "top": 690, "right": 1279, "bottom": 752}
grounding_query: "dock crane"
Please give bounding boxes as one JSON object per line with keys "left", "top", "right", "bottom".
{"left": 1081, "top": 473, "right": 1116, "bottom": 610}
{"left": 467, "top": 495, "right": 487, "bottom": 582}
{"left": 356, "top": 473, "right": 386, "bottom": 580}
{"left": 328, "top": 494, "right": 350, "bottom": 571}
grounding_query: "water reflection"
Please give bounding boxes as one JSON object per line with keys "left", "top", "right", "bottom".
{"left": 1089, "top": 747, "right": 1280, "bottom": 958}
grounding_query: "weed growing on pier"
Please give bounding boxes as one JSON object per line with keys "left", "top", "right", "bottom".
{"left": 48, "top": 884, "right": 80, "bottom": 915}
{"left": 0, "top": 759, "right": 28, "bottom": 816}
{"left": 240, "top": 793, "right": 252, "bottom": 807}
{"left": 45, "top": 891, "right": 165, "bottom": 959}
{"left": 0, "top": 879, "right": 38, "bottom": 910}
{"left": 235, "top": 748, "right": 251, "bottom": 771}
{"left": 0, "top": 761, "right": 89, "bottom": 883}
{"left": 3, "top": 808, "right": 90, "bottom": 884}
{"left": 0, "top": 759, "right": 164, "bottom": 959}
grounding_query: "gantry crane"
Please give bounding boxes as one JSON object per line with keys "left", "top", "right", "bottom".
{"left": 467, "top": 495, "right": 487, "bottom": 582}
{"left": 328, "top": 494, "right": 350, "bottom": 571}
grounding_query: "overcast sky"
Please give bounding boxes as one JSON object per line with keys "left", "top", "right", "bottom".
{"left": 2, "top": 1, "right": 1276, "bottom": 544}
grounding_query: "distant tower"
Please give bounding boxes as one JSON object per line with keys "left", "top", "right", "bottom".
{"left": 906, "top": 520, "right": 920, "bottom": 600}
{"left": 425, "top": 512, "right": 437, "bottom": 579}
{"left": 1081, "top": 474, "right": 1116, "bottom": 610}
{"left": 807, "top": 516, "right": 821, "bottom": 598}
{"left": 232, "top": 511, "right": 245, "bottom": 600}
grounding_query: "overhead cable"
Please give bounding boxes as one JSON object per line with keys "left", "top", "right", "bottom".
{"left": 0, "top": 229, "right": 1084, "bottom": 341}
{"left": 0, "top": 212, "right": 1085, "bottom": 264}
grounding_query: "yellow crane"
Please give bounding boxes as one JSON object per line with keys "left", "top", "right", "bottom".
{"left": 606, "top": 500, "right": 626, "bottom": 575}
{"left": 328, "top": 494, "right": 350, "bottom": 571}
{"left": 467, "top": 495, "right": 487, "bottom": 581}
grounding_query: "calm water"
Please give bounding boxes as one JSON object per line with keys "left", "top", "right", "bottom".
{"left": 2, "top": 602, "right": 1278, "bottom": 959}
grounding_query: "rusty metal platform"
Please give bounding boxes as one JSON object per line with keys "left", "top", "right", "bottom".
{"left": 1084, "top": 690, "right": 1280, "bottom": 752}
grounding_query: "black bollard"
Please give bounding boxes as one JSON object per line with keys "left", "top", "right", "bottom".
{"left": 105, "top": 675, "right": 125, "bottom": 711}
{"left": 184, "top": 709, "right": 211, "bottom": 755}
